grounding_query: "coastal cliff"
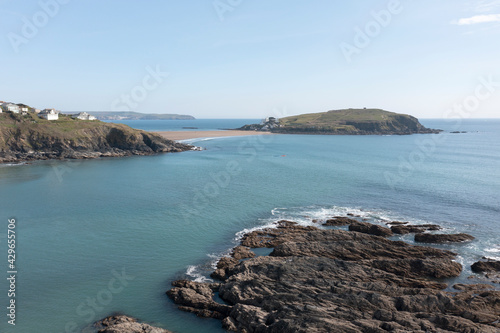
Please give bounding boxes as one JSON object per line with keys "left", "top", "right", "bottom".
{"left": 0, "top": 112, "right": 191, "bottom": 163}
{"left": 239, "top": 108, "right": 441, "bottom": 135}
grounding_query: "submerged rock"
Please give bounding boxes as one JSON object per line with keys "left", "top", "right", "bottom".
{"left": 415, "top": 233, "right": 475, "bottom": 243}
{"left": 94, "top": 315, "right": 171, "bottom": 333}
{"left": 391, "top": 224, "right": 442, "bottom": 234}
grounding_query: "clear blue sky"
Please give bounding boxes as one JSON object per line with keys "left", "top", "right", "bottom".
{"left": 1, "top": 0, "right": 499, "bottom": 118}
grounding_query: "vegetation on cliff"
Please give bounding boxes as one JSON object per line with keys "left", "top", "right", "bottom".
{"left": 240, "top": 108, "right": 441, "bottom": 135}
{"left": 0, "top": 112, "right": 191, "bottom": 163}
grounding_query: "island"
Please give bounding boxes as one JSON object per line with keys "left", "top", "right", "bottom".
{"left": 65, "top": 111, "right": 195, "bottom": 120}
{"left": 239, "top": 108, "right": 441, "bottom": 135}
{"left": 0, "top": 111, "right": 192, "bottom": 164}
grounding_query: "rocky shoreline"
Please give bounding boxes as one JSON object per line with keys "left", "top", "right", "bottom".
{"left": 167, "top": 218, "right": 500, "bottom": 332}
{"left": 0, "top": 126, "right": 193, "bottom": 164}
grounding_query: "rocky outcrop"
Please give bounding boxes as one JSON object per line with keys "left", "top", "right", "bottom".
{"left": 168, "top": 221, "right": 499, "bottom": 332}
{"left": 390, "top": 224, "right": 442, "bottom": 234}
{"left": 322, "top": 216, "right": 357, "bottom": 226}
{"left": 471, "top": 260, "right": 500, "bottom": 273}
{"left": 349, "top": 221, "right": 394, "bottom": 237}
{"left": 415, "top": 233, "right": 475, "bottom": 243}
{"left": 0, "top": 113, "right": 192, "bottom": 163}
{"left": 94, "top": 315, "right": 171, "bottom": 333}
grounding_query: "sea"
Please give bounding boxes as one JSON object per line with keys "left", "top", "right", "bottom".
{"left": 0, "top": 118, "right": 499, "bottom": 333}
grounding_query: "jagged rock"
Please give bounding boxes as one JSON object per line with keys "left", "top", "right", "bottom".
{"left": 348, "top": 221, "right": 394, "bottom": 237}
{"left": 94, "top": 315, "right": 171, "bottom": 333}
{"left": 453, "top": 283, "right": 494, "bottom": 291}
{"left": 240, "top": 220, "right": 316, "bottom": 248}
{"left": 166, "top": 280, "right": 230, "bottom": 319}
{"left": 322, "top": 216, "right": 357, "bottom": 226}
{"left": 211, "top": 257, "right": 239, "bottom": 280}
{"left": 391, "top": 224, "right": 442, "bottom": 234}
{"left": 168, "top": 223, "right": 499, "bottom": 332}
{"left": 231, "top": 246, "right": 255, "bottom": 260}
{"left": 471, "top": 260, "right": 500, "bottom": 273}
{"left": 415, "top": 233, "right": 475, "bottom": 243}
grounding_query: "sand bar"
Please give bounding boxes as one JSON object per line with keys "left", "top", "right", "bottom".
{"left": 156, "top": 130, "right": 273, "bottom": 141}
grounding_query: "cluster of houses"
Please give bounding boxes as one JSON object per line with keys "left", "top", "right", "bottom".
{"left": 0, "top": 101, "right": 97, "bottom": 121}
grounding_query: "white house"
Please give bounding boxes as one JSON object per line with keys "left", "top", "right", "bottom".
{"left": 2, "top": 103, "right": 20, "bottom": 113}
{"left": 73, "top": 112, "right": 97, "bottom": 121}
{"left": 38, "top": 109, "right": 59, "bottom": 120}
{"left": 17, "top": 105, "right": 29, "bottom": 112}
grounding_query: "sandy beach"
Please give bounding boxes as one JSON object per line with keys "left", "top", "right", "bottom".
{"left": 156, "top": 130, "right": 274, "bottom": 141}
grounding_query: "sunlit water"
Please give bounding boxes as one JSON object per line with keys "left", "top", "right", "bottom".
{"left": 0, "top": 119, "right": 499, "bottom": 332}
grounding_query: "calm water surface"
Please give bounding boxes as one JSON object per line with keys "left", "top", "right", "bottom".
{"left": 0, "top": 119, "right": 499, "bottom": 333}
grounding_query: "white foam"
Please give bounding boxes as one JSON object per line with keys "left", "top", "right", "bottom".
{"left": 185, "top": 265, "right": 213, "bottom": 283}
{"left": 485, "top": 247, "right": 500, "bottom": 253}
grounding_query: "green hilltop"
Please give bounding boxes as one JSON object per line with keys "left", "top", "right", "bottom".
{"left": 240, "top": 108, "right": 441, "bottom": 135}
{"left": 0, "top": 112, "right": 190, "bottom": 163}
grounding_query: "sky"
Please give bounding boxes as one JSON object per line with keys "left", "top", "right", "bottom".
{"left": 1, "top": 0, "right": 499, "bottom": 119}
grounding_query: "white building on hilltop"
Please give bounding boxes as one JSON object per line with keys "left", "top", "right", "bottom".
{"left": 38, "top": 109, "right": 59, "bottom": 120}
{"left": 73, "top": 112, "right": 97, "bottom": 121}
{"left": 1, "top": 103, "right": 20, "bottom": 113}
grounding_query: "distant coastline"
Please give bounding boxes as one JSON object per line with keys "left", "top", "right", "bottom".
{"left": 64, "top": 111, "right": 195, "bottom": 121}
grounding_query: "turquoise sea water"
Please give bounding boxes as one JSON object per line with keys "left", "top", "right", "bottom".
{"left": 0, "top": 119, "right": 499, "bottom": 333}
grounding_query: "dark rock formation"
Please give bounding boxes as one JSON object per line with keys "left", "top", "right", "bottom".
{"left": 168, "top": 221, "right": 499, "bottom": 332}
{"left": 471, "top": 260, "right": 500, "bottom": 273}
{"left": 94, "top": 315, "right": 171, "bottom": 333}
{"left": 391, "top": 224, "right": 442, "bottom": 234}
{"left": 415, "top": 233, "right": 475, "bottom": 243}
{"left": 348, "top": 221, "right": 394, "bottom": 237}
{"left": 322, "top": 216, "right": 357, "bottom": 226}
{"left": 231, "top": 245, "right": 255, "bottom": 260}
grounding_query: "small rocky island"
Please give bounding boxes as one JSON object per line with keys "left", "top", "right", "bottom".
{"left": 0, "top": 112, "right": 192, "bottom": 164}
{"left": 239, "top": 109, "right": 441, "bottom": 135}
{"left": 167, "top": 218, "right": 499, "bottom": 332}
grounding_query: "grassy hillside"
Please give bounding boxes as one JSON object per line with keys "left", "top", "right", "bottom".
{"left": 280, "top": 109, "right": 404, "bottom": 125}
{"left": 240, "top": 109, "right": 440, "bottom": 135}
{"left": 0, "top": 112, "right": 191, "bottom": 163}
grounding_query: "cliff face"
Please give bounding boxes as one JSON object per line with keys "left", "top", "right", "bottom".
{"left": 240, "top": 109, "right": 441, "bottom": 135}
{"left": 0, "top": 113, "right": 191, "bottom": 163}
